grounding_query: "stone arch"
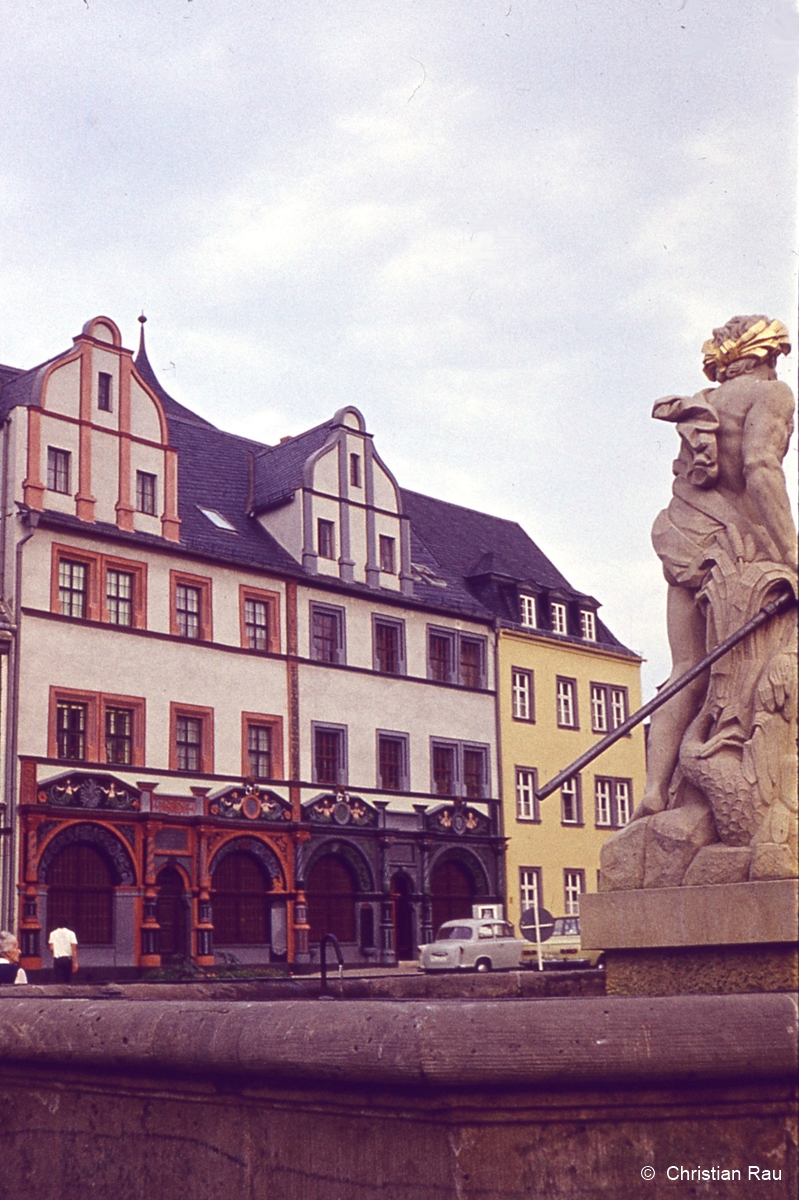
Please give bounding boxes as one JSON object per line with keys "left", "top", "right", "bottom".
{"left": 425, "top": 845, "right": 490, "bottom": 896}
{"left": 38, "top": 822, "right": 136, "bottom": 886}
{"left": 208, "top": 835, "right": 286, "bottom": 890}
{"left": 299, "top": 837, "right": 375, "bottom": 893}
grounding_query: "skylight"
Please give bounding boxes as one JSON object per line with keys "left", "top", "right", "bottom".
{"left": 197, "top": 506, "right": 237, "bottom": 533}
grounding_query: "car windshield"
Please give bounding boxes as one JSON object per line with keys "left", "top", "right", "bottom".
{"left": 439, "top": 925, "right": 473, "bottom": 940}
{"left": 553, "top": 917, "right": 580, "bottom": 937}
{"left": 494, "top": 922, "right": 514, "bottom": 938}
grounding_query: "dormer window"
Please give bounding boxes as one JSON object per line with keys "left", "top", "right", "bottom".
{"left": 350, "top": 453, "right": 361, "bottom": 488}
{"left": 551, "top": 602, "right": 567, "bottom": 635}
{"left": 318, "top": 519, "right": 335, "bottom": 559}
{"left": 47, "top": 447, "right": 71, "bottom": 494}
{"left": 580, "top": 610, "right": 596, "bottom": 641}
{"left": 98, "top": 372, "right": 112, "bottom": 411}
{"left": 519, "top": 594, "right": 537, "bottom": 628}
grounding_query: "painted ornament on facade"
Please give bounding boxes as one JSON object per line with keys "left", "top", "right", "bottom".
{"left": 208, "top": 785, "right": 291, "bottom": 822}
{"left": 39, "top": 773, "right": 141, "bottom": 811}
{"left": 307, "top": 792, "right": 377, "bottom": 827}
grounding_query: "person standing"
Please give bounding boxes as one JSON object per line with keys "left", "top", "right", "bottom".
{"left": 0, "top": 931, "right": 27, "bottom": 984}
{"left": 48, "top": 925, "right": 78, "bottom": 983}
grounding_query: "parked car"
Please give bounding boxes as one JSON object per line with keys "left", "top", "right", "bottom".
{"left": 420, "top": 918, "right": 537, "bottom": 972}
{"left": 539, "top": 917, "right": 604, "bottom": 969}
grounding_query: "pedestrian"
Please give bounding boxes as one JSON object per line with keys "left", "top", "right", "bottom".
{"left": 48, "top": 925, "right": 78, "bottom": 983}
{"left": 0, "top": 931, "right": 28, "bottom": 984}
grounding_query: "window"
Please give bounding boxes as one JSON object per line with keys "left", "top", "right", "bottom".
{"left": 98, "top": 372, "right": 112, "bottom": 412}
{"left": 511, "top": 668, "right": 534, "bottom": 722}
{"left": 590, "top": 683, "right": 628, "bottom": 733}
{"left": 561, "top": 776, "right": 582, "bottom": 825}
{"left": 307, "top": 854, "right": 357, "bottom": 943}
{"left": 551, "top": 601, "right": 567, "bottom": 635}
{"left": 459, "top": 639, "right": 483, "bottom": 688}
{"left": 50, "top": 689, "right": 144, "bottom": 766}
{"left": 519, "top": 594, "right": 537, "bottom": 628}
{"left": 57, "top": 701, "right": 87, "bottom": 761}
{"left": 47, "top": 844, "right": 113, "bottom": 945}
{"left": 58, "top": 559, "right": 87, "bottom": 619}
{"left": 428, "top": 630, "right": 454, "bottom": 682}
{"left": 556, "top": 677, "right": 578, "bottom": 728}
{"left": 564, "top": 870, "right": 585, "bottom": 916}
{"left": 595, "top": 777, "right": 632, "bottom": 828}
{"left": 136, "top": 471, "right": 157, "bottom": 516}
{"left": 170, "top": 703, "right": 214, "bottom": 774}
{"left": 310, "top": 603, "right": 345, "bottom": 664}
{"left": 47, "top": 447, "right": 71, "bottom": 494}
{"left": 580, "top": 610, "right": 596, "bottom": 641}
{"left": 241, "top": 713, "right": 284, "bottom": 780}
{"left": 373, "top": 617, "right": 405, "bottom": 675}
{"left": 240, "top": 587, "right": 280, "bottom": 652}
{"left": 52, "top": 546, "right": 147, "bottom": 628}
{"left": 426, "top": 627, "right": 487, "bottom": 689}
{"left": 430, "top": 740, "right": 489, "bottom": 799}
{"left": 516, "top": 768, "right": 540, "bottom": 822}
{"left": 313, "top": 724, "right": 346, "bottom": 786}
{"left": 432, "top": 743, "right": 456, "bottom": 796}
{"left": 519, "top": 867, "right": 543, "bottom": 913}
{"left": 379, "top": 535, "right": 396, "bottom": 574}
{"left": 104, "top": 707, "right": 133, "bottom": 765}
{"left": 377, "top": 731, "right": 409, "bottom": 792}
{"left": 317, "top": 519, "right": 335, "bottom": 559}
{"left": 106, "top": 570, "right": 133, "bottom": 627}
{"left": 170, "top": 572, "right": 212, "bottom": 641}
{"left": 350, "top": 453, "right": 361, "bottom": 488}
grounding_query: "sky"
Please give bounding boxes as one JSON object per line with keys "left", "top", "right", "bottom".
{"left": 0, "top": 0, "right": 796, "bottom": 697}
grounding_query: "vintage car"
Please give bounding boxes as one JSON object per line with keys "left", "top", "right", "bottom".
{"left": 539, "top": 916, "right": 604, "bottom": 969}
{"left": 420, "top": 918, "right": 536, "bottom": 972}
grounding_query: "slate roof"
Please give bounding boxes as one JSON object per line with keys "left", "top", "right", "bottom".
{"left": 251, "top": 420, "right": 336, "bottom": 512}
{"left": 0, "top": 329, "right": 637, "bottom": 655}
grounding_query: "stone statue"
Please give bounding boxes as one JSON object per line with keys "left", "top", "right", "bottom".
{"left": 601, "top": 316, "right": 798, "bottom": 890}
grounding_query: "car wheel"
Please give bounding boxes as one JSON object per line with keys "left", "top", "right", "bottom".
{"left": 475, "top": 958, "right": 492, "bottom": 972}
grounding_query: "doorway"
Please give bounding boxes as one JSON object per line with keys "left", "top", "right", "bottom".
{"left": 156, "top": 865, "right": 188, "bottom": 962}
{"left": 391, "top": 873, "right": 415, "bottom": 960}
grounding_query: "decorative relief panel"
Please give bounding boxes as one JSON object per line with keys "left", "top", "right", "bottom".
{"left": 425, "top": 803, "right": 488, "bottom": 836}
{"left": 208, "top": 785, "right": 292, "bottom": 823}
{"left": 38, "top": 773, "right": 141, "bottom": 812}
{"left": 305, "top": 792, "right": 377, "bottom": 827}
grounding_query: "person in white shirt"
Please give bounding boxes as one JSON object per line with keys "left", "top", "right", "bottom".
{"left": 48, "top": 926, "right": 78, "bottom": 983}
{"left": 0, "top": 931, "right": 28, "bottom": 984}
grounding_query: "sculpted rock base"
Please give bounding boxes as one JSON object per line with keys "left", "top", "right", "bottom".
{"left": 643, "top": 804, "right": 718, "bottom": 888}
{"left": 683, "top": 845, "right": 751, "bottom": 887}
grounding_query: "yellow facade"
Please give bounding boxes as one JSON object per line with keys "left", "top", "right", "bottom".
{"left": 498, "top": 628, "right": 646, "bottom": 926}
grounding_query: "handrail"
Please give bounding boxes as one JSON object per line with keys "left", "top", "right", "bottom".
{"left": 319, "top": 933, "right": 344, "bottom": 997}
{"left": 535, "top": 589, "right": 796, "bottom": 802}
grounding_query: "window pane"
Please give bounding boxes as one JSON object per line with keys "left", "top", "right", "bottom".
{"left": 378, "top": 736, "right": 403, "bottom": 790}
{"left": 595, "top": 778, "right": 612, "bottom": 826}
{"left": 581, "top": 610, "right": 596, "bottom": 640}
{"left": 98, "top": 372, "right": 112, "bottom": 411}
{"left": 176, "top": 716, "right": 202, "bottom": 771}
{"left": 315, "top": 729, "right": 341, "bottom": 784}
{"left": 516, "top": 769, "right": 537, "bottom": 820}
{"left": 375, "top": 621, "right": 400, "bottom": 674}
{"left": 429, "top": 633, "right": 452, "bottom": 682}
{"left": 136, "top": 472, "right": 157, "bottom": 515}
{"left": 591, "top": 685, "right": 607, "bottom": 733}
{"left": 57, "top": 702, "right": 87, "bottom": 761}
{"left": 47, "top": 447, "right": 70, "bottom": 493}
{"left": 519, "top": 595, "right": 536, "bottom": 628}
{"left": 463, "top": 749, "right": 484, "bottom": 798}
{"left": 615, "top": 780, "right": 631, "bottom": 825}
{"left": 557, "top": 679, "right": 575, "bottom": 727}
{"left": 247, "top": 725, "right": 272, "bottom": 779}
{"left": 561, "top": 779, "right": 578, "bottom": 823}
{"left": 519, "top": 868, "right": 541, "bottom": 912}
{"left": 379, "top": 535, "right": 395, "bottom": 573}
{"left": 564, "top": 871, "right": 583, "bottom": 916}
{"left": 611, "top": 689, "right": 627, "bottom": 729}
{"left": 350, "top": 454, "right": 361, "bottom": 488}
{"left": 311, "top": 608, "right": 341, "bottom": 663}
{"left": 432, "top": 745, "right": 455, "bottom": 795}
{"left": 460, "top": 640, "right": 481, "bottom": 688}
{"left": 551, "top": 602, "right": 567, "bottom": 635}
{"left": 106, "top": 570, "right": 133, "bottom": 626}
{"left": 105, "top": 707, "right": 132, "bottom": 764}
{"left": 47, "top": 845, "right": 113, "bottom": 945}
{"left": 59, "top": 560, "right": 86, "bottom": 618}
{"left": 512, "top": 670, "right": 530, "bottom": 720}
{"left": 318, "top": 520, "right": 335, "bottom": 559}
{"left": 213, "top": 852, "right": 270, "bottom": 945}
{"left": 176, "top": 585, "right": 201, "bottom": 638}
{"left": 244, "top": 598, "right": 269, "bottom": 650}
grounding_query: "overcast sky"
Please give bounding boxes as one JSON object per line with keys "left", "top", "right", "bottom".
{"left": 1, "top": 0, "right": 796, "bottom": 696}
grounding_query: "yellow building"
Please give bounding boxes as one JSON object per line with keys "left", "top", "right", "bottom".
{"left": 499, "top": 601, "right": 646, "bottom": 926}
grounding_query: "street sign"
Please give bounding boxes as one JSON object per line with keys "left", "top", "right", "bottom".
{"left": 520, "top": 906, "right": 555, "bottom": 943}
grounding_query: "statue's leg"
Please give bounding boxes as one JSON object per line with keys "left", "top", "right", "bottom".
{"left": 633, "top": 584, "right": 708, "bottom": 820}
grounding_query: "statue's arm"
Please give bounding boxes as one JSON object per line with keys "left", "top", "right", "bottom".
{"left": 742, "top": 382, "right": 797, "bottom": 569}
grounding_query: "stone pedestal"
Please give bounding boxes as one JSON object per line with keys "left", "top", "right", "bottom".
{"left": 581, "top": 878, "right": 799, "bottom": 996}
